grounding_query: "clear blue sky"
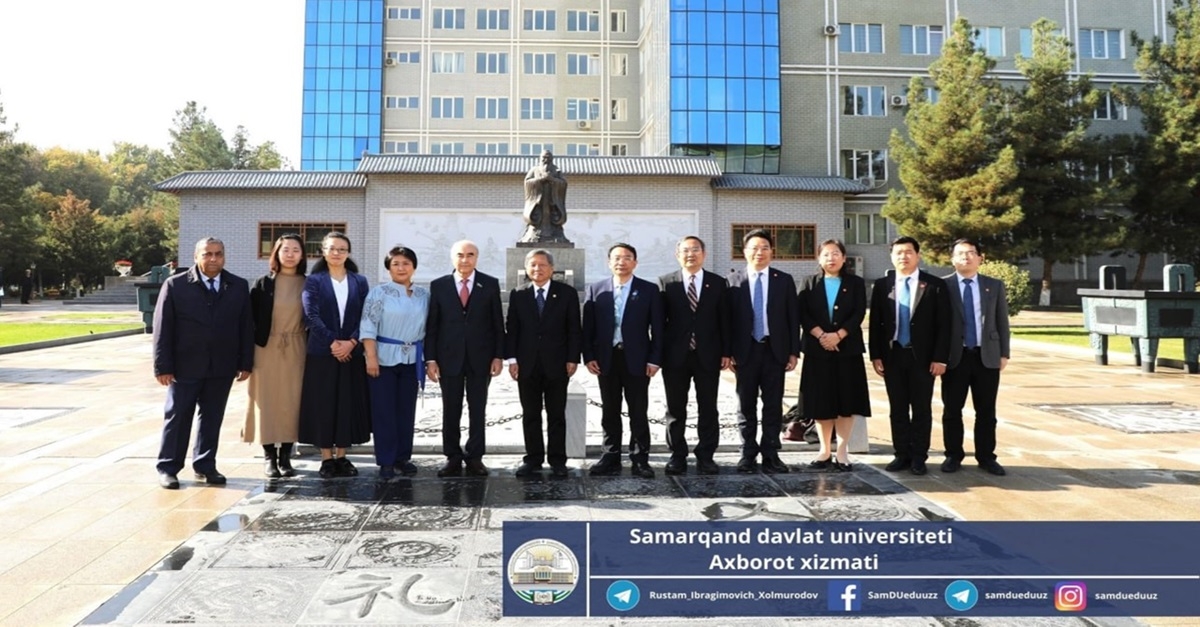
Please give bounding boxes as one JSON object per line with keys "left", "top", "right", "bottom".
{"left": 0, "top": 0, "right": 305, "bottom": 167}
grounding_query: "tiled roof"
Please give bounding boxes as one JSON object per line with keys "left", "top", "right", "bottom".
{"left": 355, "top": 154, "right": 723, "bottom": 176}
{"left": 712, "top": 174, "right": 870, "bottom": 194}
{"left": 155, "top": 171, "right": 368, "bottom": 191}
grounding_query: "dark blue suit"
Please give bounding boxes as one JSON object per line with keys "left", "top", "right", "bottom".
{"left": 153, "top": 266, "right": 253, "bottom": 475}
{"left": 582, "top": 276, "right": 663, "bottom": 463}
{"left": 298, "top": 271, "right": 372, "bottom": 448}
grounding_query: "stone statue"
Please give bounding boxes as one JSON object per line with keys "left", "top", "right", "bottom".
{"left": 520, "top": 150, "right": 571, "bottom": 244}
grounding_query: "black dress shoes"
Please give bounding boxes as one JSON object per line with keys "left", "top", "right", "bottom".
{"left": 588, "top": 457, "right": 622, "bottom": 476}
{"left": 941, "top": 458, "right": 962, "bottom": 473}
{"left": 437, "top": 459, "right": 463, "bottom": 477}
{"left": 378, "top": 466, "right": 396, "bottom": 480}
{"left": 515, "top": 462, "right": 543, "bottom": 477}
{"left": 398, "top": 461, "right": 418, "bottom": 477}
{"left": 736, "top": 457, "right": 757, "bottom": 474}
{"left": 194, "top": 471, "right": 227, "bottom": 485}
{"left": 318, "top": 459, "right": 337, "bottom": 478}
{"left": 808, "top": 457, "right": 833, "bottom": 470}
{"left": 833, "top": 460, "right": 855, "bottom": 472}
{"left": 979, "top": 460, "right": 1007, "bottom": 476}
{"left": 550, "top": 464, "right": 570, "bottom": 478}
{"left": 910, "top": 461, "right": 928, "bottom": 476}
{"left": 884, "top": 457, "right": 911, "bottom": 472}
{"left": 761, "top": 456, "right": 791, "bottom": 475}
{"left": 334, "top": 457, "right": 358, "bottom": 477}
{"left": 158, "top": 472, "right": 180, "bottom": 490}
{"left": 664, "top": 457, "right": 687, "bottom": 475}
{"left": 630, "top": 460, "right": 656, "bottom": 479}
{"left": 696, "top": 458, "right": 720, "bottom": 476}
{"left": 465, "top": 459, "right": 490, "bottom": 477}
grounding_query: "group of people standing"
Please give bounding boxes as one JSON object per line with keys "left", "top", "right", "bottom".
{"left": 150, "top": 228, "right": 1008, "bottom": 489}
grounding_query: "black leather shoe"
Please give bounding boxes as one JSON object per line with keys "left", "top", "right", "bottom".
{"left": 158, "top": 472, "right": 180, "bottom": 490}
{"left": 664, "top": 457, "right": 687, "bottom": 475}
{"left": 318, "top": 459, "right": 337, "bottom": 478}
{"left": 910, "top": 461, "right": 928, "bottom": 476}
{"left": 264, "top": 457, "right": 282, "bottom": 479}
{"left": 884, "top": 457, "right": 910, "bottom": 472}
{"left": 437, "top": 459, "right": 463, "bottom": 477}
{"left": 334, "top": 457, "right": 358, "bottom": 477}
{"left": 696, "top": 458, "right": 720, "bottom": 475}
{"left": 194, "top": 471, "right": 227, "bottom": 485}
{"left": 631, "top": 460, "right": 656, "bottom": 479}
{"left": 378, "top": 466, "right": 396, "bottom": 480}
{"left": 277, "top": 444, "right": 297, "bottom": 477}
{"left": 808, "top": 457, "right": 833, "bottom": 470}
{"left": 465, "top": 459, "right": 490, "bottom": 477}
{"left": 736, "top": 457, "right": 757, "bottom": 474}
{"left": 398, "top": 461, "right": 418, "bottom": 477}
{"left": 588, "top": 457, "right": 622, "bottom": 476}
{"left": 550, "top": 464, "right": 570, "bottom": 478}
{"left": 515, "top": 462, "right": 543, "bottom": 477}
{"left": 761, "top": 456, "right": 790, "bottom": 475}
{"left": 979, "top": 460, "right": 1007, "bottom": 476}
{"left": 941, "top": 458, "right": 962, "bottom": 473}
{"left": 833, "top": 460, "right": 855, "bottom": 472}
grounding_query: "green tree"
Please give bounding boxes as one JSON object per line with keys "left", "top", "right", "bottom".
{"left": 882, "top": 18, "right": 1023, "bottom": 265}
{"left": 0, "top": 95, "right": 42, "bottom": 276}
{"left": 168, "top": 101, "right": 234, "bottom": 171}
{"left": 26, "top": 147, "right": 114, "bottom": 212}
{"left": 111, "top": 197, "right": 178, "bottom": 272}
{"left": 229, "top": 126, "right": 287, "bottom": 170}
{"left": 39, "top": 191, "right": 114, "bottom": 288}
{"left": 1008, "top": 19, "right": 1115, "bottom": 305}
{"left": 105, "top": 142, "right": 172, "bottom": 216}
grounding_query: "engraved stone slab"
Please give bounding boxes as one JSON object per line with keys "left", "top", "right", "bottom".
{"left": 800, "top": 496, "right": 923, "bottom": 521}
{"left": 1024, "top": 402, "right": 1200, "bottom": 433}
{"left": 281, "top": 481, "right": 394, "bottom": 503}
{"left": 591, "top": 498, "right": 702, "bottom": 521}
{"left": 674, "top": 475, "right": 787, "bottom": 499}
{"left": 485, "top": 477, "right": 586, "bottom": 504}
{"left": 385, "top": 477, "right": 488, "bottom": 507}
{"left": 362, "top": 503, "right": 479, "bottom": 531}
{"left": 697, "top": 497, "right": 815, "bottom": 522}
{"left": 585, "top": 475, "right": 688, "bottom": 500}
{"left": 210, "top": 531, "right": 352, "bottom": 569}
{"left": 343, "top": 531, "right": 471, "bottom": 569}
{"left": 479, "top": 503, "right": 592, "bottom": 530}
{"left": 144, "top": 570, "right": 323, "bottom": 623}
{"left": 249, "top": 501, "right": 372, "bottom": 532}
{"left": 301, "top": 569, "right": 465, "bottom": 624}
{"left": 769, "top": 472, "right": 890, "bottom": 498}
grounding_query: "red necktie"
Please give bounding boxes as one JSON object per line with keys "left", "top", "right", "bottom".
{"left": 459, "top": 278, "right": 469, "bottom": 308}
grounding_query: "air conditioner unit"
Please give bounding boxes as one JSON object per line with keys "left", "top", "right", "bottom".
{"left": 889, "top": 95, "right": 907, "bottom": 107}
{"left": 858, "top": 177, "right": 875, "bottom": 188}
{"left": 576, "top": 120, "right": 593, "bottom": 130}
{"left": 847, "top": 256, "right": 865, "bottom": 276}
{"left": 384, "top": 57, "right": 397, "bottom": 67}
{"left": 823, "top": 24, "right": 840, "bottom": 37}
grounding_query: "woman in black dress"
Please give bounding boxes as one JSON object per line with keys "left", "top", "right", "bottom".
{"left": 797, "top": 239, "right": 870, "bottom": 470}
{"left": 298, "top": 232, "right": 372, "bottom": 478}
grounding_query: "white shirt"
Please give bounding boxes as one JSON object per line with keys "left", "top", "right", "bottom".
{"left": 956, "top": 272, "right": 984, "bottom": 347}
{"left": 454, "top": 270, "right": 476, "bottom": 297}
{"left": 203, "top": 275, "right": 220, "bottom": 292}
{"left": 893, "top": 271, "right": 918, "bottom": 343}
{"left": 746, "top": 266, "right": 770, "bottom": 334}
{"left": 683, "top": 268, "right": 704, "bottom": 302}
{"left": 331, "top": 274, "right": 349, "bottom": 326}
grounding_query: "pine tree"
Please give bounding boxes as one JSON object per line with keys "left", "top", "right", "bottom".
{"left": 882, "top": 18, "right": 1022, "bottom": 265}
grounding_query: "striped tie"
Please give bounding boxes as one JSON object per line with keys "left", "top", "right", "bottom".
{"left": 687, "top": 274, "right": 698, "bottom": 350}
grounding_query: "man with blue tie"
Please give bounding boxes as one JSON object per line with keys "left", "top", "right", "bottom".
{"left": 940, "top": 238, "right": 1010, "bottom": 476}
{"left": 868, "top": 236, "right": 951, "bottom": 476}
{"left": 582, "top": 243, "right": 663, "bottom": 478}
{"left": 727, "top": 229, "right": 800, "bottom": 475}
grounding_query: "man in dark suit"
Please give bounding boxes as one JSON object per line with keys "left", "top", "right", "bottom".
{"left": 425, "top": 240, "right": 505, "bottom": 477}
{"left": 658, "top": 236, "right": 730, "bottom": 475}
{"left": 941, "top": 238, "right": 1011, "bottom": 476}
{"left": 152, "top": 237, "right": 253, "bottom": 489}
{"left": 727, "top": 229, "right": 799, "bottom": 475}
{"left": 868, "top": 236, "right": 951, "bottom": 475}
{"left": 582, "top": 243, "right": 663, "bottom": 478}
{"left": 505, "top": 248, "right": 582, "bottom": 478}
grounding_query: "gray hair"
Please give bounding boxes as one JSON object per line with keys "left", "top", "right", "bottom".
{"left": 194, "top": 237, "right": 224, "bottom": 253}
{"left": 524, "top": 248, "right": 555, "bottom": 267}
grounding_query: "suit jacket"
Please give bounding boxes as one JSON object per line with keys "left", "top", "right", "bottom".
{"left": 582, "top": 276, "right": 663, "bottom": 376}
{"left": 868, "top": 270, "right": 951, "bottom": 366}
{"left": 727, "top": 267, "right": 800, "bottom": 366}
{"left": 796, "top": 272, "right": 867, "bottom": 355}
{"left": 944, "top": 272, "right": 1011, "bottom": 369}
{"left": 425, "top": 270, "right": 505, "bottom": 377}
{"left": 505, "top": 280, "right": 581, "bottom": 379}
{"left": 657, "top": 269, "right": 730, "bottom": 370}
{"left": 153, "top": 266, "right": 253, "bottom": 379}
{"left": 302, "top": 271, "right": 369, "bottom": 356}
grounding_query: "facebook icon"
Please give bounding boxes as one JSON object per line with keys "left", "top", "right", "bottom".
{"left": 828, "top": 580, "right": 861, "bottom": 611}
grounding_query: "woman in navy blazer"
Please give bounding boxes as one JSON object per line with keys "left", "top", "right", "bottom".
{"left": 298, "top": 232, "right": 372, "bottom": 478}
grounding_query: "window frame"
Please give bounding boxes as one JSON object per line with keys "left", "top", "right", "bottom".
{"left": 842, "top": 85, "right": 887, "bottom": 117}
{"left": 476, "top": 8, "right": 510, "bottom": 31}
{"left": 259, "top": 222, "right": 348, "bottom": 259}
{"left": 730, "top": 224, "right": 818, "bottom": 261}
{"left": 838, "top": 22, "right": 884, "bottom": 53}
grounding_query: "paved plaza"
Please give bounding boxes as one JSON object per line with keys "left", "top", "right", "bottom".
{"left": 1, "top": 303, "right": 1198, "bottom": 625}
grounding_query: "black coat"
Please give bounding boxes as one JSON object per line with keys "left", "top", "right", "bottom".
{"left": 425, "top": 271, "right": 505, "bottom": 376}
{"left": 504, "top": 280, "right": 582, "bottom": 378}
{"left": 658, "top": 269, "right": 730, "bottom": 370}
{"left": 727, "top": 267, "right": 800, "bottom": 366}
{"left": 152, "top": 266, "right": 253, "bottom": 379}
{"left": 868, "top": 270, "right": 951, "bottom": 366}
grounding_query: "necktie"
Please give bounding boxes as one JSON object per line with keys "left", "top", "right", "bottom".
{"left": 963, "top": 278, "right": 978, "bottom": 348}
{"left": 536, "top": 287, "right": 545, "bottom": 316}
{"left": 459, "top": 278, "right": 469, "bottom": 308}
{"left": 897, "top": 277, "right": 912, "bottom": 347}
{"left": 687, "top": 275, "right": 698, "bottom": 349}
{"left": 613, "top": 284, "right": 624, "bottom": 346}
{"left": 752, "top": 272, "right": 765, "bottom": 342}
{"left": 207, "top": 278, "right": 217, "bottom": 295}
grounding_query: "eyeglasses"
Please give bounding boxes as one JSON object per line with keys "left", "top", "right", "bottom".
{"left": 324, "top": 247, "right": 349, "bottom": 254}
{"left": 678, "top": 247, "right": 704, "bottom": 254}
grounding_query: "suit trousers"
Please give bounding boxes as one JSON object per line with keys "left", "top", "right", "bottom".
{"left": 734, "top": 341, "right": 785, "bottom": 459}
{"left": 157, "top": 376, "right": 234, "bottom": 475}
{"left": 883, "top": 344, "right": 935, "bottom": 462}
{"left": 597, "top": 347, "right": 651, "bottom": 462}
{"left": 941, "top": 348, "right": 1000, "bottom": 463}
{"left": 517, "top": 362, "right": 569, "bottom": 466}
{"left": 367, "top": 363, "right": 418, "bottom": 467}
{"left": 663, "top": 350, "right": 721, "bottom": 460}
{"left": 440, "top": 371, "right": 491, "bottom": 461}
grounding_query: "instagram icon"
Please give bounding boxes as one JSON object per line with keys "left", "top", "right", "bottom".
{"left": 1054, "top": 582, "right": 1087, "bottom": 611}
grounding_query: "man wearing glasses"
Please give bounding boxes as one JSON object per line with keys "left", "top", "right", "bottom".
{"left": 727, "top": 229, "right": 800, "bottom": 474}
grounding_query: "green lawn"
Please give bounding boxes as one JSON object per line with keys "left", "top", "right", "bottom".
{"left": 42, "top": 313, "right": 140, "bottom": 321}
{"left": 1013, "top": 326, "right": 1187, "bottom": 361}
{"left": 0, "top": 323, "right": 143, "bottom": 347}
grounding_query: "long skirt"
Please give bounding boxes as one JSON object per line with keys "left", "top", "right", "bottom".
{"left": 298, "top": 353, "right": 372, "bottom": 448}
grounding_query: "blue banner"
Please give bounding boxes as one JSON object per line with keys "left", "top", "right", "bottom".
{"left": 503, "top": 522, "right": 1200, "bottom": 617}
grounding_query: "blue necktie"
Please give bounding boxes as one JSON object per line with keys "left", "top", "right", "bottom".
{"left": 536, "top": 287, "right": 545, "bottom": 316}
{"left": 963, "top": 279, "right": 978, "bottom": 348}
{"left": 897, "top": 277, "right": 911, "bottom": 347}
{"left": 752, "top": 272, "right": 765, "bottom": 341}
{"left": 613, "top": 284, "right": 625, "bottom": 346}
{"left": 207, "top": 278, "right": 217, "bottom": 295}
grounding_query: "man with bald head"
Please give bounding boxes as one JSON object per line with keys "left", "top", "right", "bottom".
{"left": 426, "top": 240, "right": 505, "bottom": 476}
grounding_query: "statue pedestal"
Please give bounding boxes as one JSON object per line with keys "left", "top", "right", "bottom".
{"left": 506, "top": 244, "right": 585, "bottom": 293}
